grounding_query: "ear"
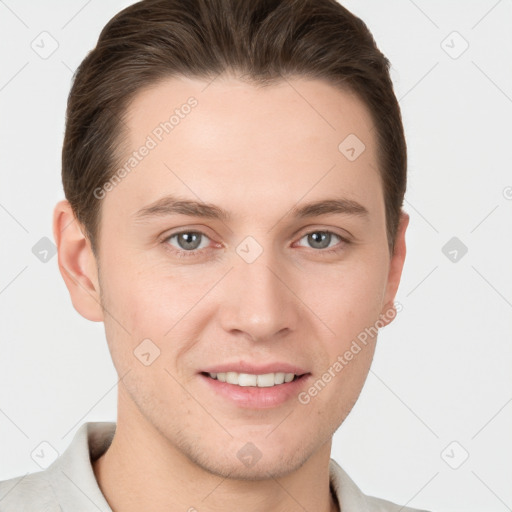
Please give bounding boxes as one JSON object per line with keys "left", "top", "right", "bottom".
{"left": 379, "top": 211, "right": 409, "bottom": 327}
{"left": 53, "top": 200, "right": 104, "bottom": 322}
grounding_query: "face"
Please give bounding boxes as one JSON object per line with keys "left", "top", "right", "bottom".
{"left": 64, "top": 74, "right": 407, "bottom": 479}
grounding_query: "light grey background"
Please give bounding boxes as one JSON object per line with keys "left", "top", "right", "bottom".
{"left": 1, "top": 1, "right": 511, "bottom": 510}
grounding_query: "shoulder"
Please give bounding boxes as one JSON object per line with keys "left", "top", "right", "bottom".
{"left": 329, "top": 459, "right": 432, "bottom": 512}
{"left": 0, "top": 470, "right": 61, "bottom": 511}
{"left": 0, "top": 421, "right": 115, "bottom": 512}
{"left": 365, "top": 494, "right": 432, "bottom": 512}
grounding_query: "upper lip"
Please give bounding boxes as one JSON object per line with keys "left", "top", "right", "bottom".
{"left": 200, "top": 361, "right": 309, "bottom": 375}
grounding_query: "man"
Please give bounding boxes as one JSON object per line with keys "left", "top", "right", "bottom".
{"left": 0, "top": 0, "right": 431, "bottom": 510}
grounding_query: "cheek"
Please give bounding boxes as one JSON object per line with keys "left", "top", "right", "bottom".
{"left": 300, "top": 256, "right": 388, "bottom": 344}
{"left": 302, "top": 255, "right": 388, "bottom": 417}
{"left": 99, "top": 257, "right": 226, "bottom": 361}
{"left": 99, "top": 253, "right": 189, "bottom": 328}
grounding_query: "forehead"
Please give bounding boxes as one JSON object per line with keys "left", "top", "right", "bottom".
{"left": 103, "top": 75, "right": 383, "bottom": 226}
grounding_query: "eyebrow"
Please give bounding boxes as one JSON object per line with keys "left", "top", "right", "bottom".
{"left": 133, "top": 194, "right": 369, "bottom": 222}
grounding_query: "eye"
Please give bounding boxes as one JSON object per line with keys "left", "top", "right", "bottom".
{"left": 166, "top": 231, "right": 211, "bottom": 252}
{"left": 296, "top": 230, "right": 344, "bottom": 250}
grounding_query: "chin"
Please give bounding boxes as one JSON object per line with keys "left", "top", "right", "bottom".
{"left": 196, "top": 451, "right": 309, "bottom": 481}
{"left": 177, "top": 434, "right": 313, "bottom": 481}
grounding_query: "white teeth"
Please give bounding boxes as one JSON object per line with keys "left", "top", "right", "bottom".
{"left": 208, "top": 372, "right": 298, "bottom": 387}
{"left": 226, "top": 371, "right": 238, "bottom": 385}
{"left": 257, "top": 373, "right": 275, "bottom": 387}
{"left": 274, "top": 372, "right": 285, "bottom": 384}
{"left": 238, "top": 373, "right": 257, "bottom": 387}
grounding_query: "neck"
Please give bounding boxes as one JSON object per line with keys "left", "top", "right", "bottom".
{"left": 92, "top": 388, "right": 339, "bottom": 512}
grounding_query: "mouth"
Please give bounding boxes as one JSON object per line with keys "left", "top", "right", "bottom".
{"left": 198, "top": 362, "right": 311, "bottom": 408}
{"left": 199, "top": 369, "right": 311, "bottom": 409}
{"left": 201, "top": 371, "right": 305, "bottom": 388}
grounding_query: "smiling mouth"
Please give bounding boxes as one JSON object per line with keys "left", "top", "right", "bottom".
{"left": 201, "top": 371, "right": 306, "bottom": 388}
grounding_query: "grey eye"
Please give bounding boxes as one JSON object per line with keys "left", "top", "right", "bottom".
{"left": 299, "top": 231, "right": 341, "bottom": 250}
{"left": 168, "top": 232, "right": 209, "bottom": 251}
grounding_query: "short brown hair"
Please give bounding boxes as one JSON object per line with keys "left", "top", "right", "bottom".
{"left": 62, "top": 0, "right": 406, "bottom": 255}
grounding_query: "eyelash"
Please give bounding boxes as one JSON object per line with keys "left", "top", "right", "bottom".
{"left": 162, "top": 230, "right": 350, "bottom": 259}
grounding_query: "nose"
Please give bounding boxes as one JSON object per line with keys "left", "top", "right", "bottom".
{"left": 217, "top": 247, "right": 301, "bottom": 343}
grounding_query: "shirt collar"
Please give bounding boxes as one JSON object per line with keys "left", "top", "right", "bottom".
{"left": 47, "top": 421, "right": 115, "bottom": 511}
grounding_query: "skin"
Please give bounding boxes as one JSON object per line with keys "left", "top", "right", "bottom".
{"left": 53, "top": 73, "right": 409, "bottom": 512}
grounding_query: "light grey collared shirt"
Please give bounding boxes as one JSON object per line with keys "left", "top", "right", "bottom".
{"left": 0, "top": 422, "right": 431, "bottom": 511}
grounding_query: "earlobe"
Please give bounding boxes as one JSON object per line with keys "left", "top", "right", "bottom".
{"left": 379, "top": 211, "right": 409, "bottom": 327}
{"left": 52, "top": 200, "right": 104, "bottom": 322}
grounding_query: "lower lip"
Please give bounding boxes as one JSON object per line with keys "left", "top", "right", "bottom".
{"left": 199, "top": 373, "right": 311, "bottom": 409}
